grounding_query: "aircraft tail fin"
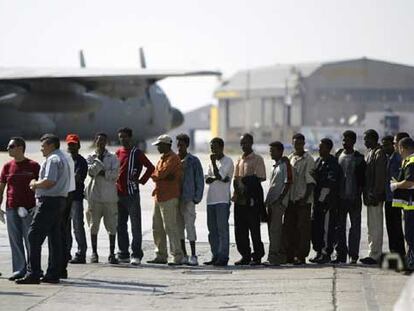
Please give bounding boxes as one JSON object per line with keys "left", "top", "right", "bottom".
{"left": 79, "top": 50, "right": 86, "bottom": 68}
{"left": 139, "top": 47, "right": 146, "bottom": 69}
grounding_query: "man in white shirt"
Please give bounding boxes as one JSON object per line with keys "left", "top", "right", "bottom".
{"left": 203, "top": 137, "right": 234, "bottom": 267}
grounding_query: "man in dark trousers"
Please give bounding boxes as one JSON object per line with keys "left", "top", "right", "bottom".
{"left": 335, "top": 130, "right": 366, "bottom": 264}
{"left": 233, "top": 133, "right": 266, "bottom": 265}
{"left": 361, "top": 129, "right": 387, "bottom": 265}
{"left": 391, "top": 137, "right": 414, "bottom": 274}
{"left": 310, "top": 138, "right": 341, "bottom": 264}
{"left": 66, "top": 134, "right": 88, "bottom": 265}
{"left": 382, "top": 135, "right": 405, "bottom": 258}
{"left": 16, "top": 134, "right": 71, "bottom": 284}
{"left": 116, "top": 127, "right": 154, "bottom": 265}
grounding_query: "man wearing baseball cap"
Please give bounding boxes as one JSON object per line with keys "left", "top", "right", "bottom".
{"left": 65, "top": 134, "right": 88, "bottom": 265}
{"left": 148, "top": 134, "right": 184, "bottom": 265}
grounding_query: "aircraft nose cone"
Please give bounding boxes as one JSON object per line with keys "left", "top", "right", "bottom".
{"left": 171, "top": 108, "right": 184, "bottom": 128}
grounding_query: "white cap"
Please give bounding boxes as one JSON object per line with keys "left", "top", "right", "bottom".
{"left": 152, "top": 134, "right": 173, "bottom": 146}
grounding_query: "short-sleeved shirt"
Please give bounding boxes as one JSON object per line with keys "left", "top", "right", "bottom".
{"left": 0, "top": 159, "right": 40, "bottom": 209}
{"left": 235, "top": 152, "right": 266, "bottom": 180}
{"left": 70, "top": 153, "right": 88, "bottom": 201}
{"left": 288, "top": 151, "right": 316, "bottom": 203}
{"left": 151, "top": 151, "right": 182, "bottom": 202}
{"left": 36, "top": 149, "right": 71, "bottom": 198}
{"left": 266, "top": 160, "right": 292, "bottom": 205}
{"left": 206, "top": 155, "right": 234, "bottom": 205}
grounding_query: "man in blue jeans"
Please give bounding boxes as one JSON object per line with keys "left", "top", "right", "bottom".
{"left": 204, "top": 137, "right": 234, "bottom": 267}
{"left": 0, "top": 137, "right": 40, "bottom": 280}
{"left": 116, "top": 128, "right": 154, "bottom": 265}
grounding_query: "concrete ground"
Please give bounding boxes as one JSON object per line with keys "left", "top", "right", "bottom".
{"left": 0, "top": 146, "right": 411, "bottom": 310}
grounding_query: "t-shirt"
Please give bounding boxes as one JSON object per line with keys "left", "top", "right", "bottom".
{"left": 206, "top": 155, "right": 234, "bottom": 205}
{"left": 338, "top": 152, "right": 358, "bottom": 200}
{"left": 0, "top": 159, "right": 40, "bottom": 209}
{"left": 116, "top": 147, "right": 154, "bottom": 196}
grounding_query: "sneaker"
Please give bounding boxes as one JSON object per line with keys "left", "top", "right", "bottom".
{"left": 90, "top": 253, "right": 99, "bottom": 263}
{"left": 315, "top": 254, "right": 331, "bottom": 264}
{"left": 188, "top": 255, "right": 199, "bottom": 266}
{"left": 8, "top": 273, "right": 25, "bottom": 281}
{"left": 130, "top": 257, "right": 141, "bottom": 266}
{"left": 309, "top": 253, "right": 323, "bottom": 263}
{"left": 250, "top": 259, "right": 262, "bottom": 266}
{"left": 203, "top": 259, "right": 217, "bottom": 265}
{"left": 69, "top": 256, "right": 86, "bottom": 264}
{"left": 117, "top": 256, "right": 130, "bottom": 264}
{"left": 181, "top": 256, "right": 189, "bottom": 265}
{"left": 147, "top": 258, "right": 168, "bottom": 264}
{"left": 15, "top": 275, "right": 40, "bottom": 285}
{"left": 41, "top": 276, "right": 60, "bottom": 284}
{"left": 350, "top": 257, "right": 358, "bottom": 264}
{"left": 108, "top": 254, "right": 119, "bottom": 264}
{"left": 360, "top": 257, "right": 378, "bottom": 265}
{"left": 234, "top": 258, "right": 250, "bottom": 265}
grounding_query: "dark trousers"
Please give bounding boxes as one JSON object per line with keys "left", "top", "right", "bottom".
{"left": 28, "top": 196, "right": 65, "bottom": 279}
{"left": 283, "top": 201, "right": 312, "bottom": 261}
{"left": 117, "top": 193, "right": 143, "bottom": 259}
{"left": 311, "top": 202, "right": 336, "bottom": 255}
{"left": 68, "top": 200, "right": 87, "bottom": 258}
{"left": 234, "top": 204, "right": 264, "bottom": 261}
{"left": 59, "top": 194, "right": 73, "bottom": 275}
{"left": 384, "top": 201, "right": 406, "bottom": 256}
{"left": 404, "top": 210, "right": 414, "bottom": 270}
{"left": 335, "top": 198, "right": 362, "bottom": 261}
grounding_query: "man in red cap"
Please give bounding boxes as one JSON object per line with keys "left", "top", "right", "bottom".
{"left": 63, "top": 134, "right": 88, "bottom": 271}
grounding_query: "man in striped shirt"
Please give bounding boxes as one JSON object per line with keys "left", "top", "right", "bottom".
{"left": 116, "top": 127, "right": 154, "bottom": 265}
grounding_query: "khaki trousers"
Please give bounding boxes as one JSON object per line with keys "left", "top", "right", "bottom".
{"left": 152, "top": 198, "right": 183, "bottom": 263}
{"left": 177, "top": 201, "right": 197, "bottom": 241}
{"left": 267, "top": 201, "right": 287, "bottom": 264}
{"left": 367, "top": 202, "right": 384, "bottom": 261}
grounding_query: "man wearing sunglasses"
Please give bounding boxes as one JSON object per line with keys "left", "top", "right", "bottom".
{"left": 0, "top": 137, "right": 40, "bottom": 281}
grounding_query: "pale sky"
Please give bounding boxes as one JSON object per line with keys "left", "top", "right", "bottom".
{"left": 1, "top": 0, "right": 414, "bottom": 112}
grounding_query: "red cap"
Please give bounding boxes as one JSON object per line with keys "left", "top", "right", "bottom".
{"left": 66, "top": 134, "right": 80, "bottom": 144}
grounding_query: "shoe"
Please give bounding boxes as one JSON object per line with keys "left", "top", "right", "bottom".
{"left": 315, "top": 254, "right": 331, "bottom": 264}
{"left": 15, "top": 275, "right": 40, "bottom": 285}
{"left": 108, "top": 254, "right": 119, "bottom": 264}
{"left": 60, "top": 270, "right": 68, "bottom": 279}
{"left": 350, "top": 257, "right": 358, "bottom": 264}
{"left": 293, "top": 257, "right": 306, "bottom": 265}
{"left": 309, "top": 253, "right": 323, "bottom": 263}
{"left": 188, "top": 255, "right": 199, "bottom": 266}
{"left": 117, "top": 256, "right": 130, "bottom": 263}
{"left": 167, "top": 261, "right": 182, "bottom": 266}
{"left": 263, "top": 261, "right": 280, "bottom": 267}
{"left": 250, "top": 259, "right": 262, "bottom": 266}
{"left": 331, "top": 258, "right": 346, "bottom": 264}
{"left": 203, "top": 259, "right": 217, "bottom": 265}
{"left": 8, "top": 273, "right": 25, "bottom": 281}
{"left": 90, "top": 253, "right": 99, "bottom": 263}
{"left": 130, "top": 257, "right": 141, "bottom": 266}
{"left": 41, "top": 276, "right": 60, "bottom": 284}
{"left": 147, "top": 258, "right": 168, "bottom": 264}
{"left": 213, "top": 260, "right": 228, "bottom": 267}
{"left": 360, "top": 257, "right": 378, "bottom": 265}
{"left": 70, "top": 256, "right": 86, "bottom": 264}
{"left": 181, "top": 256, "right": 189, "bottom": 265}
{"left": 234, "top": 258, "right": 250, "bottom": 265}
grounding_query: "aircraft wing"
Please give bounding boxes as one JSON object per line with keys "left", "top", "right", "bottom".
{"left": 0, "top": 67, "right": 221, "bottom": 98}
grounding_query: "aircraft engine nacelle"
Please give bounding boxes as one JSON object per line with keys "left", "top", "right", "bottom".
{"left": 11, "top": 92, "right": 102, "bottom": 113}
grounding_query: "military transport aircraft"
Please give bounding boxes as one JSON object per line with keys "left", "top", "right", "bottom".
{"left": 0, "top": 49, "right": 220, "bottom": 149}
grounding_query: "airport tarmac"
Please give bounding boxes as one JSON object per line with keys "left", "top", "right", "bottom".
{"left": 0, "top": 145, "right": 410, "bottom": 310}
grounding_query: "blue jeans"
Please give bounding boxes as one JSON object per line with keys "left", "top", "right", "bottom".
{"left": 117, "top": 193, "right": 143, "bottom": 259}
{"left": 69, "top": 200, "right": 87, "bottom": 257}
{"left": 6, "top": 208, "right": 32, "bottom": 275}
{"left": 207, "top": 203, "right": 230, "bottom": 263}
